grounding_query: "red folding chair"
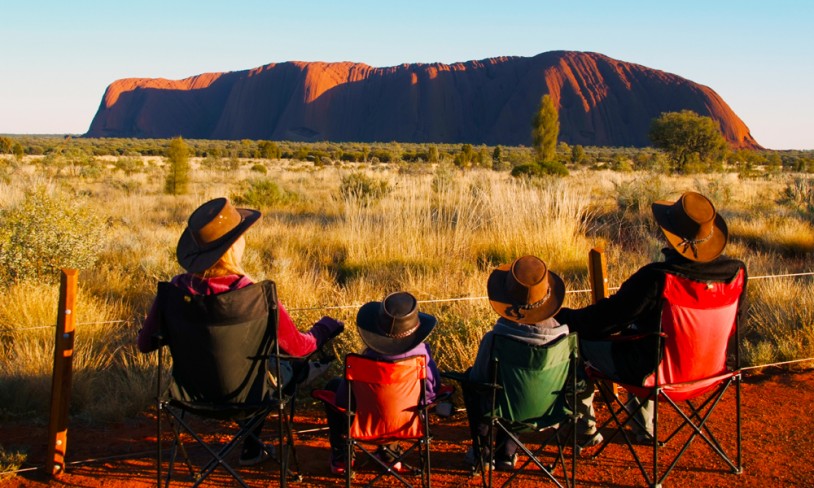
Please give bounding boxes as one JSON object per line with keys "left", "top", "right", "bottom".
{"left": 585, "top": 269, "right": 745, "bottom": 487}
{"left": 314, "top": 353, "right": 433, "bottom": 488}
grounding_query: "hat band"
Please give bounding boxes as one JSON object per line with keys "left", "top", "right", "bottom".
{"left": 383, "top": 321, "right": 420, "bottom": 339}
{"left": 677, "top": 228, "right": 713, "bottom": 259}
{"left": 518, "top": 286, "right": 552, "bottom": 311}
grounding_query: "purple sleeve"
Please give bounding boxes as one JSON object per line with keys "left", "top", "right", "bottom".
{"left": 423, "top": 344, "right": 441, "bottom": 404}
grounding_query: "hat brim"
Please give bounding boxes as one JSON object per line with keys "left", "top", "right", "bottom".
{"left": 652, "top": 201, "right": 728, "bottom": 262}
{"left": 487, "top": 264, "right": 565, "bottom": 324}
{"left": 176, "top": 208, "right": 261, "bottom": 273}
{"left": 356, "top": 301, "right": 438, "bottom": 355}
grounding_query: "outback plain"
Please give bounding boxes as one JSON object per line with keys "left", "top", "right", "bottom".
{"left": 0, "top": 138, "right": 812, "bottom": 486}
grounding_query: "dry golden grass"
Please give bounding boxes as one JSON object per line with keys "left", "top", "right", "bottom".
{"left": 0, "top": 158, "right": 811, "bottom": 421}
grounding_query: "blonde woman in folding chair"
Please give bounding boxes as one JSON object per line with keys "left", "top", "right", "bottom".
{"left": 137, "top": 197, "right": 345, "bottom": 466}
{"left": 555, "top": 191, "right": 747, "bottom": 444}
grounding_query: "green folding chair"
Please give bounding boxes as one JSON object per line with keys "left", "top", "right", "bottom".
{"left": 447, "top": 333, "right": 579, "bottom": 488}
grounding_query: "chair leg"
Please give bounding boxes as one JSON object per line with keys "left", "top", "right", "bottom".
{"left": 736, "top": 373, "right": 743, "bottom": 474}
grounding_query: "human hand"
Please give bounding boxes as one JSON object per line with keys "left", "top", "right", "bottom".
{"left": 315, "top": 316, "right": 345, "bottom": 339}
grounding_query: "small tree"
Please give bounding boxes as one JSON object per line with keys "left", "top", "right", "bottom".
{"left": 649, "top": 110, "right": 727, "bottom": 173}
{"left": 164, "top": 137, "right": 191, "bottom": 195}
{"left": 0, "top": 136, "right": 12, "bottom": 154}
{"left": 258, "top": 140, "right": 281, "bottom": 160}
{"left": 571, "top": 144, "right": 585, "bottom": 164}
{"left": 427, "top": 145, "right": 439, "bottom": 164}
{"left": 531, "top": 94, "right": 559, "bottom": 163}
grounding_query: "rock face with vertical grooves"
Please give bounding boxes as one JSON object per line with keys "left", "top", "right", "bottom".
{"left": 86, "top": 50, "right": 760, "bottom": 148}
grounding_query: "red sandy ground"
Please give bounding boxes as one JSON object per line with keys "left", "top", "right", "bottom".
{"left": 1, "top": 369, "right": 811, "bottom": 487}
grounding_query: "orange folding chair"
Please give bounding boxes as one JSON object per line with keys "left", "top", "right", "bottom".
{"left": 314, "top": 353, "right": 432, "bottom": 488}
{"left": 585, "top": 269, "right": 745, "bottom": 487}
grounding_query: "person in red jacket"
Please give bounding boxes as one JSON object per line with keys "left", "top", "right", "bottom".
{"left": 137, "top": 197, "right": 344, "bottom": 465}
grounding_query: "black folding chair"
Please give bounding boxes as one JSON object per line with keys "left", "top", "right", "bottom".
{"left": 154, "top": 280, "right": 300, "bottom": 487}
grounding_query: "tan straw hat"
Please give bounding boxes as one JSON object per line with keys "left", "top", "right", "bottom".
{"left": 176, "top": 198, "right": 261, "bottom": 273}
{"left": 487, "top": 255, "right": 565, "bottom": 324}
{"left": 651, "top": 191, "right": 728, "bottom": 262}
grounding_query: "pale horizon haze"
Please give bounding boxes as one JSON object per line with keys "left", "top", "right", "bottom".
{"left": 1, "top": 0, "right": 812, "bottom": 150}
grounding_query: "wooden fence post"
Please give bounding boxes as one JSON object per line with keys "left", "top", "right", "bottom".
{"left": 587, "top": 248, "right": 618, "bottom": 397}
{"left": 46, "top": 269, "right": 78, "bottom": 476}
{"left": 588, "top": 247, "right": 608, "bottom": 304}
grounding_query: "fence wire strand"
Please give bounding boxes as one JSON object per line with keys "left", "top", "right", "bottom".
{"left": 1, "top": 271, "right": 812, "bottom": 334}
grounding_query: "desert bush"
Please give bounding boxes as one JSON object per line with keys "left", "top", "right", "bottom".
{"left": 0, "top": 185, "right": 106, "bottom": 283}
{"left": 613, "top": 173, "right": 672, "bottom": 215}
{"left": 778, "top": 176, "right": 814, "bottom": 220}
{"left": 511, "top": 161, "right": 568, "bottom": 178}
{"left": 0, "top": 444, "right": 26, "bottom": 475}
{"left": 339, "top": 172, "right": 391, "bottom": 204}
{"left": 250, "top": 162, "right": 268, "bottom": 173}
{"left": 231, "top": 178, "right": 297, "bottom": 208}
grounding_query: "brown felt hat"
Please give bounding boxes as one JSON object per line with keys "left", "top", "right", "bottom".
{"left": 487, "top": 255, "right": 565, "bottom": 324}
{"left": 652, "top": 191, "right": 728, "bottom": 262}
{"left": 356, "top": 291, "right": 437, "bottom": 355}
{"left": 176, "top": 198, "right": 261, "bottom": 273}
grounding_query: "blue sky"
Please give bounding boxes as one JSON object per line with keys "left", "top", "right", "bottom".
{"left": 1, "top": 0, "right": 812, "bottom": 149}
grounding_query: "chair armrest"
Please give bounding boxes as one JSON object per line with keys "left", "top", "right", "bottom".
{"left": 311, "top": 388, "right": 347, "bottom": 414}
{"left": 603, "top": 331, "right": 666, "bottom": 343}
{"left": 441, "top": 371, "right": 502, "bottom": 392}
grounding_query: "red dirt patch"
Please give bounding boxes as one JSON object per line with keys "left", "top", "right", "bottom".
{"left": 2, "top": 370, "right": 812, "bottom": 487}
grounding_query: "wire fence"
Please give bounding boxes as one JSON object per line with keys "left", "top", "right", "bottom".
{"left": 2, "top": 271, "right": 812, "bottom": 335}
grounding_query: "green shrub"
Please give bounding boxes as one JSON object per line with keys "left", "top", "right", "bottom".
{"left": 510, "top": 161, "right": 569, "bottom": 178}
{"left": 778, "top": 176, "right": 814, "bottom": 220}
{"left": 0, "top": 443, "right": 26, "bottom": 474}
{"left": 231, "top": 179, "right": 297, "bottom": 208}
{"left": 339, "top": 172, "right": 391, "bottom": 203}
{"left": 0, "top": 186, "right": 106, "bottom": 283}
{"left": 250, "top": 163, "right": 268, "bottom": 174}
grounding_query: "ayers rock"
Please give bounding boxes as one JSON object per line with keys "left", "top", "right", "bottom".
{"left": 86, "top": 51, "right": 760, "bottom": 149}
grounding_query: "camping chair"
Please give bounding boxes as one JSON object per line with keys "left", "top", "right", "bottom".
{"left": 313, "top": 354, "right": 433, "bottom": 488}
{"left": 584, "top": 269, "right": 745, "bottom": 487}
{"left": 444, "top": 333, "right": 579, "bottom": 488}
{"left": 154, "top": 280, "right": 301, "bottom": 488}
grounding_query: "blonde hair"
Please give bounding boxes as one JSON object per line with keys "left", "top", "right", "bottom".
{"left": 197, "top": 243, "right": 247, "bottom": 278}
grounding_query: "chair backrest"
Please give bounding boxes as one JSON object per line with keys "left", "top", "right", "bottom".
{"left": 158, "top": 280, "right": 278, "bottom": 406}
{"left": 490, "top": 333, "right": 577, "bottom": 429}
{"left": 345, "top": 353, "right": 427, "bottom": 442}
{"left": 644, "top": 269, "right": 745, "bottom": 398}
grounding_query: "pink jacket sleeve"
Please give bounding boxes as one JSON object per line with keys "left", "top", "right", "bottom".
{"left": 276, "top": 303, "right": 319, "bottom": 357}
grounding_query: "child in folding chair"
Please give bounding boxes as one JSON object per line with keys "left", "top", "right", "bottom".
{"left": 320, "top": 291, "right": 446, "bottom": 475}
{"left": 462, "top": 255, "right": 587, "bottom": 472}
{"left": 137, "top": 197, "right": 345, "bottom": 466}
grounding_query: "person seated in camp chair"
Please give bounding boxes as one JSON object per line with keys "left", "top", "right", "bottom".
{"left": 137, "top": 197, "right": 345, "bottom": 466}
{"left": 320, "top": 291, "right": 448, "bottom": 476}
{"left": 555, "top": 191, "right": 747, "bottom": 443}
{"left": 462, "top": 255, "right": 584, "bottom": 471}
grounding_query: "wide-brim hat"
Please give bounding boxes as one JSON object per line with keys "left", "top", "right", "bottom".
{"left": 652, "top": 191, "right": 728, "bottom": 263}
{"left": 356, "top": 291, "right": 437, "bottom": 355}
{"left": 487, "top": 255, "right": 565, "bottom": 324}
{"left": 176, "top": 197, "right": 261, "bottom": 273}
